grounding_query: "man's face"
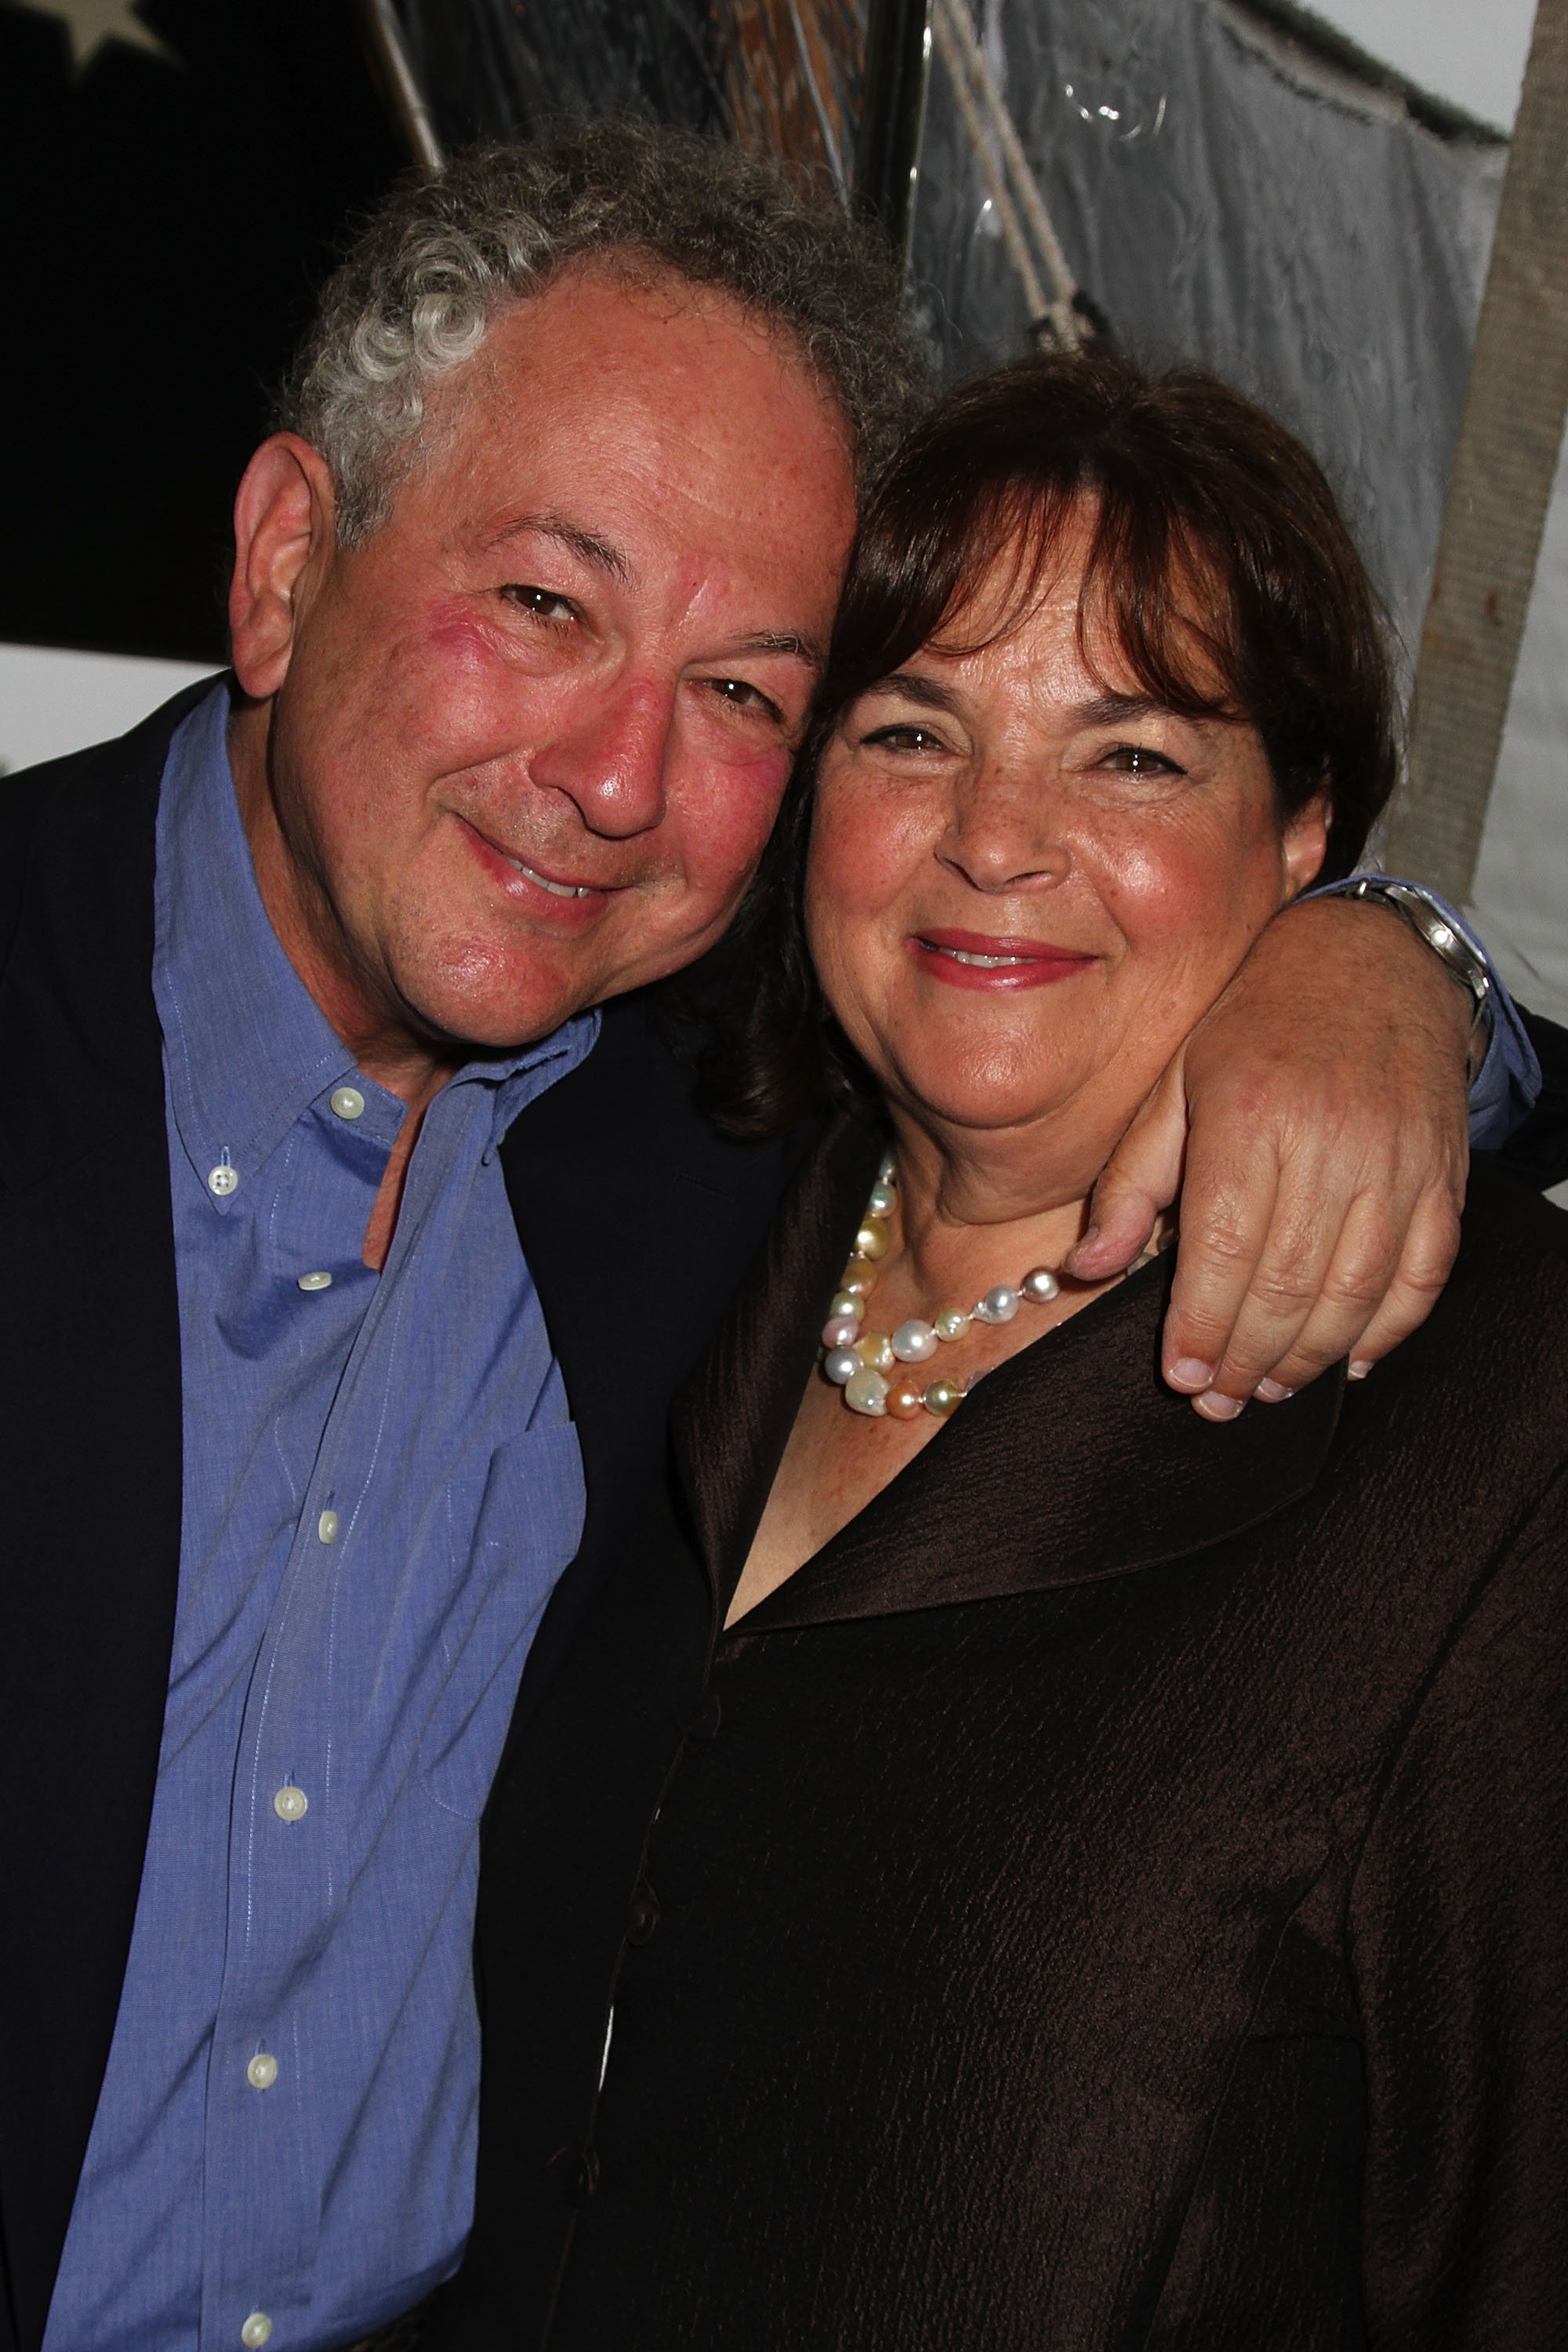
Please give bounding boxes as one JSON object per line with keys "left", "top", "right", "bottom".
{"left": 233, "top": 263, "right": 858, "bottom": 1060}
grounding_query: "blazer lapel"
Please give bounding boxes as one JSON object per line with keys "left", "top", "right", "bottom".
{"left": 0, "top": 689, "right": 201, "bottom": 2352}
{"left": 672, "top": 1117, "right": 1344, "bottom": 1635}
{"left": 671, "top": 1111, "right": 884, "bottom": 1603}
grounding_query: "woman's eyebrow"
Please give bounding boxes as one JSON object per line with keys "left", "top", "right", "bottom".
{"left": 1073, "top": 691, "right": 1170, "bottom": 727}
{"left": 868, "top": 671, "right": 967, "bottom": 714}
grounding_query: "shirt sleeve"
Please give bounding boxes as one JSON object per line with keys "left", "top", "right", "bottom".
{"left": 1348, "top": 1460, "right": 1568, "bottom": 2349}
{"left": 1307, "top": 877, "right": 1542, "bottom": 1150}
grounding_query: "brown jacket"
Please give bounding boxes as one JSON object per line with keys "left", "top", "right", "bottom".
{"left": 434, "top": 1118, "right": 1568, "bottom": 2350}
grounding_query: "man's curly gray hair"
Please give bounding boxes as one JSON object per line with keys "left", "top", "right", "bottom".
{"left": 278, "top": 123, "right": 929, "bottom": 544}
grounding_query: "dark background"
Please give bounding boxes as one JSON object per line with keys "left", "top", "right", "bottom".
{"left": 0, "top": 0, "right": 405, "bottom": 662}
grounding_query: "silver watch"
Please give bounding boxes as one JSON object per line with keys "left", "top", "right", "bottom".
{"left": 1336, "top": 877, "right": 1493, "bottom": 1075}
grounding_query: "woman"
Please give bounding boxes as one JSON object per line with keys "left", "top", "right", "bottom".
{"left": 429, "top": 355, "right": 1568, "bottom": 2348}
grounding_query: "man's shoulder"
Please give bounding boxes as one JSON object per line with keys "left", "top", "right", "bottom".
{"left": 0, "top": 678, "right": 216, "bottom": 967}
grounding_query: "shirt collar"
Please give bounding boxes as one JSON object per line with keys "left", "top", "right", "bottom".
{"left": 151, "top": 682, "right": 598, "bottom": 1207}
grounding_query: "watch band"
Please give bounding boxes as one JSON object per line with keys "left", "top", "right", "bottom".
{"left": 1336, "top": 878, "right": 1494, "bottom": 1080}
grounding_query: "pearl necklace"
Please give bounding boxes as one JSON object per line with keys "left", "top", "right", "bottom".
{"left": 820, "top": 1155, "right": 1062, "bottom": 1421}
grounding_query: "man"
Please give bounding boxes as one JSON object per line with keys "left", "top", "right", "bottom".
{"left": 1, "top": 127, "right": 1559, "bottom": 2352}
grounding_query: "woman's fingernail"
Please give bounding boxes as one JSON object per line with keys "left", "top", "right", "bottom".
{"left": 1254, "top": 1378, "right": 1294, "bottom": 1403}
{"left": 1196, "top": 1391, "right": 1245, "bottom": 1421}
{"left": 1167, "top": 1357, "right": 1214, "bottom": 1391}
{"left": 1347, "top": 1359, "right": 1374, "bottom": 1381}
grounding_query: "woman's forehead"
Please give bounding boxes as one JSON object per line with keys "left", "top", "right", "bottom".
{"left": 906, "top": 513, "right": 1235, "bottom": 719}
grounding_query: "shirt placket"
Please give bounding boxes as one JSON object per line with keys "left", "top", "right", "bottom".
{"left": 198, "top": 1085, "right": 412, "bottom": 2352}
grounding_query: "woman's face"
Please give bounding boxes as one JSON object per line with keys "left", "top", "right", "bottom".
{"left": 805, "top": 518, "right": 1329, "bottom": 1184}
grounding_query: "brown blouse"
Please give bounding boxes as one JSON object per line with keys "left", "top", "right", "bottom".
{"left": 430, "top": 1119, "right": 1568, "bottom": 2351}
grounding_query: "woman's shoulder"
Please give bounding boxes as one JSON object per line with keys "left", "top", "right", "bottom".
{"left": 1450, "top": 1154, "right": 1568, "bottom": 1319}
{"left": 1356, "top": 1155, "right": 1568, "bottom": 1497}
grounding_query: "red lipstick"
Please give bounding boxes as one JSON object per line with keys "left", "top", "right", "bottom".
{"left": 909, "top": 927, "right": 1095, "bottom": 992}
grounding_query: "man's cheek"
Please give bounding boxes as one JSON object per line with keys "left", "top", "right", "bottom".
{"left": 685, "top": 758, "right": 793, "bottom": 898}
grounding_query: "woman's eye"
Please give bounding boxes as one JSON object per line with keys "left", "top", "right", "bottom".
{"left": 862, "top": 723, "right": 946, "bottom": 755}
{"left": 500, "top": 584, "right": 576, "bottom": 623}
{"left": 1099, "top": 742, "right": 1181, "bottom": 777}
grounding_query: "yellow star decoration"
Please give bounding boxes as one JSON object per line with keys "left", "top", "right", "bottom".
{"left": 18, "top": 0, "right": 180, "bottom": 70}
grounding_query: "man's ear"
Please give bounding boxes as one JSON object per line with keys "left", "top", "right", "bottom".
{"left": 1280, "top": 790, "right": 1331, "bottom": 902}
{"left": 228, "top": 434, "right": 338, "bottom": 700}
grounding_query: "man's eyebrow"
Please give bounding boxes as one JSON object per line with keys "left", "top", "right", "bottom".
{"left": 730, "top": 630, "right": 825, "bottom": 666}
{"left": 482, "top": 509, "right": 634, "bottom": 586}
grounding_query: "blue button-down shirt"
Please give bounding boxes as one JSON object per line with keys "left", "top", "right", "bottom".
{"left": 44, "top": 686, "right": 597, "bottom": 2352}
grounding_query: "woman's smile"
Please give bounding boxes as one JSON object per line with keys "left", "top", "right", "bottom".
{"left": 909, "top": 927, "right": 1098, "bottom": 989}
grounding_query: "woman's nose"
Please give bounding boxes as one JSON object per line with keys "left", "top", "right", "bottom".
{"left": 938, "top": 761, "right": 1070, "bottom": 892}
{"left": 527, "top": 677, "right": 673, "bottom": 839}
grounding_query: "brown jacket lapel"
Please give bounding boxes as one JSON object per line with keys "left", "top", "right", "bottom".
{"left": 674, "top": 1114, "right": 1345, "bottom": 1632}
{"left": 671, "top": 1111, "right": 883, "bottom": 1606}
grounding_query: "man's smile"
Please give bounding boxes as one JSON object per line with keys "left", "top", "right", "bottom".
{"left": 454, "top": 813, "right": 625, "bottom": 921}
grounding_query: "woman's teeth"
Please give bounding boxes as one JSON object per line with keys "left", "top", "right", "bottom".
{"left": 503, "top": 855, "right": 593, "bottom": 899}
{"left": 931, "top": 944, "right": 1031, "bottom": 967}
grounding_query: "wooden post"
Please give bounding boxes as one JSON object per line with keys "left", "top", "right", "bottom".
{"left": 1387, "top": 0, "right": 1568, "bottom": 898}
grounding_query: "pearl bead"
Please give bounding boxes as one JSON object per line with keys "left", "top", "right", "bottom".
{"left": 1022, "top": 1267, "right": 1060, "bottom": 1303}
{"left": 934, "top": 1308, "right": 969, "bottom": 1341}
{"left": 841, "top": 1259, "right": 876, "bottom": 1297}
{"left": 975, "top": 1284, "right": 1021, "bottom": 1324}
{"left": 924, "top": 1378, "right": 964, "bottom": 1416}
{"left": 891, "top": 1319, "right": 938, "bottom": 1363}
{"left": 878, "top": 1151, "right": 896, "bottom": 1183}
{"left": 823, "top": 1347, "right": 861, "bottom": 1386}
{"left": 828, "top": 1290, "right": 862, "bottom": 1323}
{"left": 855, "top": 1216, "right": 890, "bottom": 1261}
{"left": 856, "top": 1330, "right": 895, "bottom": 1373}
{"left": 868, "top": 1179, "right": 897, "bottom": 1217}
{"left": 822, "top": 1314, "right": 860, "bottom": 1350}
{"left": 844, "top": 1364, "right": 889, "bottom": 1416}
{"left": 886, "top": 1377, "right": 924, "bottom": 1418}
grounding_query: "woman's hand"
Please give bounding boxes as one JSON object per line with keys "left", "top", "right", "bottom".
{"left": 1063, "top": 897, "right": 1472, "bottom": 1416}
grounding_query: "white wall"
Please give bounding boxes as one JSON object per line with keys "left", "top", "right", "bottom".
{"left": 1302, "top": 0, "right": 1535, "bottom": 132}
{"left": 0, "top": 643, "right": 216, "bottom": 778}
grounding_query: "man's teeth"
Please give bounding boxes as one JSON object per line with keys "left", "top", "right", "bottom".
{"left": 503, "top": 855, "right": 593, "bottom": 899}
{"left": 934, "top": 945, "right": 1031, "bottom": 967}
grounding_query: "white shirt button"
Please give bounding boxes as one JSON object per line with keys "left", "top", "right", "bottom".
{"left": 247, "top": 2053, "right": 279, "bottom": 2091}
{"left": 207, "top": 1164, "right": 240, "bottom": 1197}
{"left": 273, "top": 1783, "right": 309, "bottom": 1823}
{"left": 317, "top": 1509, "right": 339, "bottom": 1544}
{"left": 241, "top": 2316, "right": 272, "bottom": 2349}
{"left": 330, "top": 1085, "right": 366, "bottom": 1120}
{"left": 296, "top": 1272, "right": 333, "bottom": 1292}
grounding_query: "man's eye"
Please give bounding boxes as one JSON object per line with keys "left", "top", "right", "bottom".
{"left": 705, "top": 677, "right": 782, "bottom": 720}
{"left": 863, "top": 723, "right": 945, "bottom": 754}
{"left": 500, "top": 584, "right": 575, "bottom": 622}
{"left": 1100, "top": 742, "right": 1181, "bottom": 776}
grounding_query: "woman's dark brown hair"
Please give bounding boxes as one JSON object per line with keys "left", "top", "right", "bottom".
{"left": 695, "top": 349, "right": 1400, "bottom": 1138}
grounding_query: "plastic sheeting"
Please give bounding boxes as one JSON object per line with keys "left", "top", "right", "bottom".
{"left": 912, "top": 0, "right": 1506, "bottom": 652}
{"left": 389, "top": 0, "right": 863, "bottom": 195}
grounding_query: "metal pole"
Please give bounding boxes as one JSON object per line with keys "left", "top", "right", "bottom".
{"left": 352, "top": 0, "right": 444, "bottom": 175}
{"left": 1388, "top": 0, "right": 1568, "bottom": 898}
{"left": 853, "top": 0, "right": 933, "bottom": 276}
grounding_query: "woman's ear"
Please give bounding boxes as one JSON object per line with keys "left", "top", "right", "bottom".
{"left": 1280, "top": 790, "right": 1331, "bottom": 902}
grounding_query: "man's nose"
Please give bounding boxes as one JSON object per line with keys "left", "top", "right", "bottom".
{"left": 941, "top": 760, "right": 1070, "bottom": 892}
{"left": 528, "top": 676, "right": 673, "bottom": 840}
